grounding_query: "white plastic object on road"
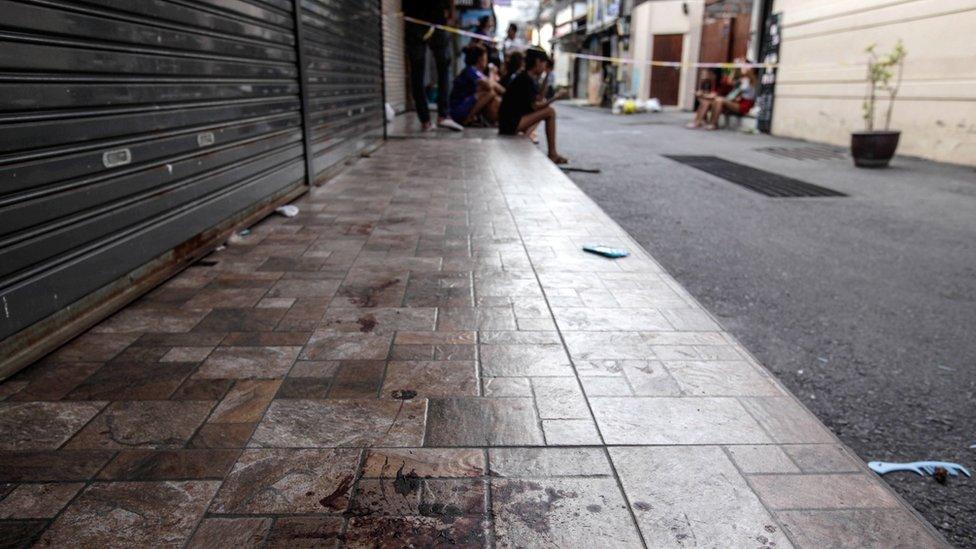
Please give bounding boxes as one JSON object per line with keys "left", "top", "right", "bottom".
{"left": 276, "top": 205, "right": 299, "bottom": 218}
{"left": 385, "top": 102, "right": 395, "bottom": 123}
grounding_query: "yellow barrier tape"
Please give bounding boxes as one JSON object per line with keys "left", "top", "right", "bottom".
{"left": 401, "top": 15, "right": 500, "bottom": 43}
{"left": 567, "top": 52, "right": 777, "bottom": 70}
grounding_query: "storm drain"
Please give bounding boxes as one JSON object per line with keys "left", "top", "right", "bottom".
{"left": 664, "top": 155, "right": 847, "bottom": 198}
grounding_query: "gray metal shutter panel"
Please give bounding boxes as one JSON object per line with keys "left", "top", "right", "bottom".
{"left": 298, "top": 0, "right": 384, "bottom": 181}
{"left": 382, "top": 0, "right": 407, "bottom": 113}
{"left": 0, "top": 0, "right": 307, "bottom": 341}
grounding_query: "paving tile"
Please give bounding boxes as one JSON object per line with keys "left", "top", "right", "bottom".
{"left": 610, "top": 446, "right": 790, "bottom": 547}
{"left": 381, "top": 361, "right": 478, "bottom": 399}
{"left": 195, "top": 346, "right": 301, "bottom": 379}
{"left": 0, "top": 482, "right": 84, "bottom": 518}
{"left": 660, "top": 308, "right": 721, "bottom": 331}
{"left": 277, "top": 377, "right": 333, "bottom": 399}
{"left": 483, "top": 377, "right": 533, "bottom": 396}
{"left": 171, "top": 378, "right": 235, "bottom": 401}
{"left": 301, "top": 331, "right": 393, "bottom": 361}
{"left": 93, "top": 307, "right": 209, "bottom": 334}
{"left": 726, "top": 445, "right": 801, "bottom": 474}
{"left": 492, "top": 477, "right": 642, "bottom": 547}
{"left": 579, "top": 376, "right": 633, "bottom": 396}
{"left": 329, "top": 360, "right": 386, "bottom": 398}
{"left": 782, "top": 444, "right": 864, "bottom": 473}
{"left": 97, "top": 449, "right": 240, "bottom": 480}
{"left": 7, "top": 362, "right": 102, "bottom": 401}
{"left": 542, "top": 419, "right": 602, "bottom": 445}
{"left": 209, "top": 448, "right": 360, "bottom": 513}
{"left": 208, "top": 380, "right": 281, "bottom": 423}
{"left": 437, "top": 307, "right": 518, "bottom": 330}
{"left": 489, "top": 448, "right": 612, "bottom": 477}
{"left": 362, "top": 448, "right": 486, "bottom": 478}
{"left": 774, "top": 509, "right": 943, "bottom": 548}
{"left": 187, "top": 517, "right": 272, "bottom": 548}
{"left": 665, "top": 360, "right": 783, "bottom": 396}
{"left": 0, "top": 450, "right": 114, "bottom": 481}
{"left": 289, "top": 360, "right": 340, "bottom": 377}
{"left": 425, "top": 398, "right": 543, "bottom": 446}
{"left": 65, "top": 400, "right": 213, "bottom": 449}
{"left": 750, "top": 474, "right": 902, "bottom": 509}
{"left": 321, "top": 307, "right": 436, "bottom": 334}
{"left": 531, "top": 377, "right": 591, "bottom": 419}
{"left": 66, "top": 361, "right": 196, "bottom": 400}
{"left": 343, "top": 515, "right": 487, "bottom": 548}
{"left": 480, "top": 344, "right": 574, "bottom": 377}
{"left": 0, "top": 520, "right": 47, "bottom": 547}
{"left": 160, "top": 346, "right": 214, "bottom": 362}
{"left": 740, "top": 396, "right": 836, "bottom": 443}
{"left": 192, "top": 307, "right": 287, "bottom": 332}
{"left": 552, "top": 307, "right": 673, "bottom": 331}
{"left": 395, "top": 331, "right": 477, "bottom": 345}
{"left": 267, "top": 278, "right": 341, "bottom": 298}
{"left": 333, "top": 270, "right": 407, "bottom": 307}
{"left": 590, "top": 397, "right": 769, "bottom": 444}
{"left": 50, "top": 332, "right": 140, "bottom": 361}
{"left": 132, "top": 332, "right": 226, "bottom": 348}
{"left": 38, "top": 481, "right": 219, "bottom": 546}
{"left": 0, "top": 402, "right": 105, "bottom": 450}
{"left": 220, "top": 331, "right": 311, "bottom": 346}
{"left": 265, "top": 517, "right": 343, "bottom": 548}
{"left": 184, "top": 288, "right": 266, "bottom": 309}
{"left": 251, "top": 399, "right": 426, "bottom": 447}
{"left": 188, "top": 422, "right": 256, "bottom": 449}
{"left": 563, "top": 332, "right": 652, "bottom": 361}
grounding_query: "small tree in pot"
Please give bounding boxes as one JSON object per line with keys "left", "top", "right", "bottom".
{"left": 851, "top": 40, "right": 907, "bottom": 168}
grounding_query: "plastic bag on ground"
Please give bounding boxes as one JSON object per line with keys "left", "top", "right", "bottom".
{"left": 276, "top": 205, "right": 299, "bottom": 218}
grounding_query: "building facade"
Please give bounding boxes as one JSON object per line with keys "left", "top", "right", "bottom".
{"left": 769, "top": 0, "right": 976, "bottom": 166}
{"left": 630, "top": 0, "right": 705, "bottom": 110}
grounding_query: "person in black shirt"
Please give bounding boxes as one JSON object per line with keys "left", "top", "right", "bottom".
{"left": 498, "top": 48, "right": 568, "bottom": 164}
{"left": 403, "top": 0, "right": 462, "bottom": 131}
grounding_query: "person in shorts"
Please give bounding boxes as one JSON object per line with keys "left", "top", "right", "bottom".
{"left": 497, "top": 48, "right": 568, "bottom": 164}
{"left": 449, "top": 44, "right": 505, "bottom": 126}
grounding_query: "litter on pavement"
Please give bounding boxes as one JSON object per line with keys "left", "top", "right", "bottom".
{"left": 560, "top": 166, "right": 602, "bottom": 174}
{"left": 583, "top": 245, "right": 630, "bottom": 259}
{"left": 276, "top": 205, "right": 299, "bottom": 217}
{"left": 868, "top": 460, "right": 971, "bottom": 478}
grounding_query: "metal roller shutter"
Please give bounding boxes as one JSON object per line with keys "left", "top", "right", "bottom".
{"left": 381, "top": 0, "right": 408, "bottom": 113}
{"left": 297, "top": 0, "right": 385, "bottom": 182}
{"left": 0, "top": 0, "right": 308, "bottom": 371}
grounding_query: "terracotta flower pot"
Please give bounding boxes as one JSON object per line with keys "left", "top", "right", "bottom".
{"left": 850, "top": 130, "right": 901, "bottom": 168}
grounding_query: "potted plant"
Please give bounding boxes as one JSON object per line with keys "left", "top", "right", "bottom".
{"left": 852, "top": 40, "right": 907, "bottom": 168}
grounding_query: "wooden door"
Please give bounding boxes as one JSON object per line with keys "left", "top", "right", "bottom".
{"left": 650, "top": 34, "right": 683, "bottom": 106}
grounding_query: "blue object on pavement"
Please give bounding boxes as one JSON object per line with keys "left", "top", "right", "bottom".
{"left": 868, "top": 461, "right": 971, "bottom": 478}
{"left": 583, "top": 245, "right": 629, "bottom": 259}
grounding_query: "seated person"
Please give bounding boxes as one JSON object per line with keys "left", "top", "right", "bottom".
{"left": 449, "top": 44, "right": 505, "bottom": 126}
{"left": 498, "top": 48, "right": 568, "bottom": 164}
{"left": 501, "top": 50, "right": 524, "bottom": 89}
{"left": 687, "top": 68, "right": 756, "bottom": 130}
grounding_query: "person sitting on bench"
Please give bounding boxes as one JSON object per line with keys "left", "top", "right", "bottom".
{"left": 687, "top": 67, "right": 756, "bottom": 130}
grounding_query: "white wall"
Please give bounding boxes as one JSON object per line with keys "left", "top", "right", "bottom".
{"left": 630, "top": 0, "right": 704, "bottom": 109}
{"left": 771, "top": 0, "right": 976, "bottom": 166}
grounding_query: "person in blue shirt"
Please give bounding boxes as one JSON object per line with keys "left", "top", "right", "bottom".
{"left": 449, "top": 44, "right": 505, "bottom": 126}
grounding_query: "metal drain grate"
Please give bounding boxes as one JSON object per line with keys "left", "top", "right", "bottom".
{"left": 755, "top": 145, "right": 846, "bottom": 161}
{"left": 664, "top": 155, "right": 847, "bottom": 198}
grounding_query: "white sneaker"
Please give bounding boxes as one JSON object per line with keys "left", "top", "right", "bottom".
{"left": 438, "top": 118, "right": 464, "bottom": 132}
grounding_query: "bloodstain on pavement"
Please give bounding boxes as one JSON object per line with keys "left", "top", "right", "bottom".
{"left": 319, "top": 474, "right": 354, "bottom": 510}
{"left": 357, "top": 314, "right": 378, "bottom": 332}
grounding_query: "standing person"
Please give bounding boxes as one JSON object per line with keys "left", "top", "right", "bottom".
{"left": 498, "top": 48, "right": 568, "bottom": 164}
{"left": 403, "top": 0, "right": 463, "bottom": 131}
{"left": 502, "top": 23, "right": 526, "bottom": 56}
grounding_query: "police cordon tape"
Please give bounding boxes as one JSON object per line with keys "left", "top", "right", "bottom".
{"left": 396, "top": 14, "right": 777, "bottom": 70}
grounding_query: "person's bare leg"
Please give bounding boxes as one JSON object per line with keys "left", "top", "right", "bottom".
{"left": 463, "top": 91, "right": 497, "bottom": 125}
{"left": 516, "top": 107, "right": 566, "bottom": 163}
{"left": 688, "top": 99, "right": 711, "bottom": 128}
{"left": 485, "top": 96, "right": 501, "bottom": 124}
{"left": 706, "top": 98, "right": 724, "bottom": 130}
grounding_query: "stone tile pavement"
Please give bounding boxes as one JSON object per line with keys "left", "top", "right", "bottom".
{"left": 0, "top": 136, "right": 946, "bottom": 547}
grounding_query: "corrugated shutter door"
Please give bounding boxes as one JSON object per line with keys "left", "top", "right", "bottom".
{"left": 382, "top": 0, "right": 408, "bottom": 113}
{"left": 0, "top": 1, "right": 306, "bottom": 344}
{"left": 299, "top": 0, "right": 384, "bottom": 181}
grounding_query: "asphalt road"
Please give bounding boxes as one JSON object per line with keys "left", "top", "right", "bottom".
{"left": 551, "top": 104, "right": 976, "bottom": 547}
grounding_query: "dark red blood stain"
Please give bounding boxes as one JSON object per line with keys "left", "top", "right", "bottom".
{"left": 357, "top": 314, "right": 378, "bottom": 332}
{"left": 346, "top": 279, "right": 400, "bottom": 307}
{"left": 394, "top": 464, "right": 421, "bottom": 495}
{"left": 319, "top": 475, "right": 354, "bottom": 509}
{"left": 305, "top": 491, "right": 315, "bottom": 497}
{"left": 391, "top": 389, "right": 417, "bottom": 400}
{"left": 764, "top": 524, "right": 777, "bottom": 533}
